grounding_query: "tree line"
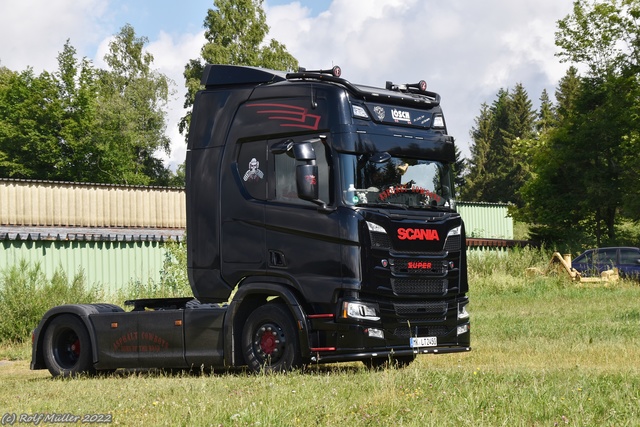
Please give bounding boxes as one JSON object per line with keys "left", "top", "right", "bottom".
{"left": 459, "top": 0, "right": 640, "bottom": 250}
{"left": 0, "top": 25, "right": 175, "bottom": 186}
{"left": 0, "top": 0, "right": 296, "bottom": 187}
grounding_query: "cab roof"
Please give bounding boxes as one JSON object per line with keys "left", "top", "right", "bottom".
{"left": 201, "top": 64, "right": 441, "bottom": 107}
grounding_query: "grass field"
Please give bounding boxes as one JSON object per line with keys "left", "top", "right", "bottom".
{"left": 1, "top": 254, "right": 639, "bottom": 426}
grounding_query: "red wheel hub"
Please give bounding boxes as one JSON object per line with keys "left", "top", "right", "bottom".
{"left": 70, "top": 339, "right": 81, "bottom": 357}
{"left": 253, "top": 323, "right": 285, "bottom": 362}
{"left": 259, "top": 330, "right": 277, "bottom": 354}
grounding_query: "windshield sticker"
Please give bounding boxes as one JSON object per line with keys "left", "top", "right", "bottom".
{"left": 243, "top": 158, "right": 264, "bottom": 181}
{"left": 391, "top": 108, "right": 411, "bottom": 124}
{"left": 378, "top": 184, "right": 442, "bottom": 204}
{"left": 373, "top": 106, "right": 385, "bottom": 121}
{"left": 414, "top": 114, "right": 431, "bottom": 125}
{"left": 305, "top": 174, "right": 317, "bottom": 185}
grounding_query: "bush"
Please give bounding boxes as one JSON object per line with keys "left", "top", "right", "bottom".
{"left": 0, "top": 260, "right": 99, "bottom": 343}
{"left": 115, "top": 240, "right": 191, "bottom": 302}
{"left": 467, "top": 245, "right": 553, "bottom": 279}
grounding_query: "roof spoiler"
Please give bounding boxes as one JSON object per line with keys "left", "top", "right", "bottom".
{"left": 201, "top": 64, "right": 287, "bottom": 87}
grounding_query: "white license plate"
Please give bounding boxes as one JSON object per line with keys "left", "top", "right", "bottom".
{"left": 410, "top": 336, "right": 437, "bottom": 348}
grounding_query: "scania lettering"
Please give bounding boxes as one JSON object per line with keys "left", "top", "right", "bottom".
{"left": 31, "top": 64, "right": 470, "bottom": 376}
{"left": 397, "top": 228, "right": 440, "bottom": 241}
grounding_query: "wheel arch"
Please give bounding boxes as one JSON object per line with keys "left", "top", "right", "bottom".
{"left": 225, "top": 280, "right": 310, "bottom": 367}
{"left": 31, "top": 304, "right": 124, "bottom": 370}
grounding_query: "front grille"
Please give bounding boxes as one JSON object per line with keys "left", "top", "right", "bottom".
{"left": 393, "top": 325, "right": 449, "bottom": 338}
{"left": 391, "top": 259, "right": 448, "bottom": 275}
{"left": 444, "top": 235, "right": 461, "bottom": 252}
{"left": 391, "top": 278, "right": 447, "bottom": 295}
{"left": 390, "top": 250, "right": 446, "bottom": 257}
{"left": 370, "top": 232, "right": 390, "bottom": 249}
{"left": 393, "top": 301, "right": 447, "bottom": 317}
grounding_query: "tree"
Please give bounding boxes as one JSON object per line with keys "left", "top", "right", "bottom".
{"left": 462, "top": 85, "right": 536, "bottom": 205}
{"left": 555, "top": 66, "right": 581, "bottom": 122}
{"left": 94, "top": 24, "right": 173, "bottom": 185}
{"left": 0, "top": 27, "right": 176, "bottom": 185}
{"left": 536, "top": 89, "right": 556, "bottom": 134}
{"left": 460, "top": 103, "right": 492, "bottom": 201}
{"left": 180, "top": 0, "right": 298, "bottom": 137}
{"left": 556, "top": 0, "right": 640, "bottom": 76}
{"left": 499, "top": 83, "right": 537, "bottom": 206}
{"left": 0, "top": 67, "right": 62, "bottom": 179}
{"left": 518, "top": 74, "right": 633, "bottom": 248}
{"left": 452, "top": 142, "right": 466, "bottom": 198}
{"left": 517, "top": 0, "right": 640, "bottom": 247}
{"left": 51, "top": 41, "right": 99, "bottom": 182}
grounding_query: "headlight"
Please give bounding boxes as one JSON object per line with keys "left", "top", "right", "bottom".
{"left": 367, "top": 221, "right": 387, "bottom": 234}
{"left": 447, "top": 226, "right": 461, "bottom": 238}
{"left": 458, "top": 303, "right": 469, "bottom": 320}
{"left": 342, "top": 301, "right": 380, "bottom": 321}
{"left": 457, "top": 324, "right": 469, "bottom": 335}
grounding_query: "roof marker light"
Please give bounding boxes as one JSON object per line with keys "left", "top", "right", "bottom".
{"left": 352, "top": 105, "right": 369, "bottom": 119}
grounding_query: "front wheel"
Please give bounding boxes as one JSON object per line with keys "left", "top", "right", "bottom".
{"left": 242, "top": 303, "right": 302, "bottom": 373}
{"left": 43, "top": 314, "right": 95, "bottom": 377}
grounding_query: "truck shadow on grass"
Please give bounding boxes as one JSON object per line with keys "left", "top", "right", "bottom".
{"left": 101, "top": 363, "right": 366, "bottom": 378}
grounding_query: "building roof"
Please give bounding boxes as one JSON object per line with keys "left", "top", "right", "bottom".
{"left": 0, "top": 225, "right": 184, "bottom": 243}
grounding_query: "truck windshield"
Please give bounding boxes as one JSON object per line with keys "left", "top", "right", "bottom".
{"left": 341, "top": 154, "right": 454, "bottom": 208}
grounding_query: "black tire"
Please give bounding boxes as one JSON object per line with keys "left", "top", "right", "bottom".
{"left": 363, "top": 355, "right": 415, "bottom": 369}
{"left": 242, "top": 303, "right": 302, "bottom": 373}
{"left": 43, "top": 314, "right": 95, "bottom": 378}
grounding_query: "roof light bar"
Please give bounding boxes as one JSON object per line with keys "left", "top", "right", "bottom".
{"left": 297, "top": 65, "right": 341, "bottom": 77}
{"left": 386, "top": 80, "right": 428, "bottom": 93}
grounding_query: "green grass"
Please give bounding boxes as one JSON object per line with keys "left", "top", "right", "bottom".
{"left": 1, "top": 251, "right": 639, "bottom": 426}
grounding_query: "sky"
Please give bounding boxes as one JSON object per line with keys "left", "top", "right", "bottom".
{"left": 0, "top": 0, "right": 575, "bottom": 171}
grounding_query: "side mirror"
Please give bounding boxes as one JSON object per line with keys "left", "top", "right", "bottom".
{"left": 273, "top": 137, "right": 334, "bottom": 212}
{"left": 270, "top": 139, "right": 294, "bottom": 155}
{"left": 296, "top": 164, "right": 319, "bottom": 201}
{"left": 293, "top": 141, "right": 317, "bottom": 161}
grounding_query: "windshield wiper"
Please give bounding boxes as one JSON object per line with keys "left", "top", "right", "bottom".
{"left": 355, "top": 202, "right": 408, "bottom": 210}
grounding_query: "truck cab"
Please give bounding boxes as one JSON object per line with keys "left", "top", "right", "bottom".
{"left": 31, "top": 64, "right": 469, "bottom": 376}
{"left": 187, "top": 65, "right": 470, "bottom": 369}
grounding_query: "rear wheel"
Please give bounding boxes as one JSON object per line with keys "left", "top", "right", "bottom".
{"left": 242, "top": 303, "right": 301, "bottom": 373}
{"left": 43, "top": 314, "right": 95, "bottom": 377}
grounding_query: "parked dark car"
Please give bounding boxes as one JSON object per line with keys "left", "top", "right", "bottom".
{"left": 572, "top": 247, "right": 640, "bottom": 279}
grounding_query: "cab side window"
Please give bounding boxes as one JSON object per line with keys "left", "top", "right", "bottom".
{"left": 273, "top": 139, "right": 329, "bottom": 205}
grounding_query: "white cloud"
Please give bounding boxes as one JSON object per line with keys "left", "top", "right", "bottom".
{"left": 266, "top": 0, "right": 573, "bottom": 156}
{"left": 0, "top": 0, "right": 108, "bottom": 72}
{"left": 0, "top": 0, "right": 576, "bottom": 168}
{"left": 145, "top": 31, "right": 207, "bottom": 170}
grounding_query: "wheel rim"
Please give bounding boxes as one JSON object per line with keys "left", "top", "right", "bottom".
{"left": 53, "top": 328, "right": 81, "bottom": 369}
{"left": 252, "top": 322, "right": 286, "bottom": 364}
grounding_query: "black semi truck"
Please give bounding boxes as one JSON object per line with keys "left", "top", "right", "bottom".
{"left": 31, "top": 65, "right": 470, "bottom": 376}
